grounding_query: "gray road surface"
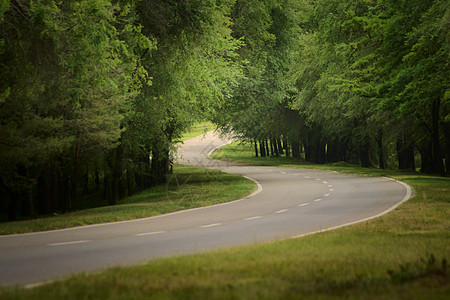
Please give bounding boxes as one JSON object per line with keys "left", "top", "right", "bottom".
{"left": 0, "top": 131, "right": 411, "bottom": 287}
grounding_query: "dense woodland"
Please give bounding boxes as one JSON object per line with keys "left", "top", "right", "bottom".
{"left": 0, "top": 0, "right": 448, "bottom": 221}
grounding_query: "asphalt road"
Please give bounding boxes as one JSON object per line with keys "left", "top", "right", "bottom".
{"left": 0, "top": 131, "right": 411, "bottom": 287}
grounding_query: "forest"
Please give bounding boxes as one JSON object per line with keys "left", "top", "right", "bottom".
{"left": 0, "top": 0, "right": 448, "bottom": 221}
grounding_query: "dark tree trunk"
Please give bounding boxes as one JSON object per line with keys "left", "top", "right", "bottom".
{"left": 104, "top": 173, "right": 113, "bottom": 205}
{"left": 67, "top": 140, "right": 80, "bottom": 212}
{"left": 360, "top": 141, "right": 372, "bottom": 168}
{"left": 8, "top": 195, "right": 17, "bottom": 221}
{"left": 126, "top": 166, "right": 136, "bottom": 197}
{"left": 291, "top": 140, "right": 300, "bottom": 159}
{"left": 94, "top": 170, "right": 100, "bottom": 191}
{"left": 254, "top": 138, "right": 259, "bottom": 157}
{"left": 82, "top": 167, "right": 89, "bottom": 196}
{"left": 397, "top": 135, "right": 415, "bottom": 170}
{"left": 431, "top": 98, "right": 445, "bottom": 175}
{"left": 259, "top": 140, "right": 266, "bottom": 157}
{"left": 272, "top": 138, "right": 279, "bottom": 156}
{"left": 51, "top": 168, "right": 59, "bottom": 213}
{"left": 269, "top": 139, "right": 274, "bottom": 156}
{"left": 151, "top": 142, "right": 169, "bottom": 186}
{"left": 444, "top": 121, "right": 450, "bottom": 175}
{"left": 376, "top": 132, "right": 385, "bottom": 169}
{"left": 37, "top": 170, "right": 52, "bottom": 215}
{"left": 284, "top": 137, "right": 290, "bottom": 158}
{"left": 277, "top": 138, "right": 284, "bottom": 155}
{"left": 417, "top": 137, "right": 433, "bottom": 173}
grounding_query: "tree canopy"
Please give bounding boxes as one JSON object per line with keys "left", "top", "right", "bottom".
{"left": 1, "top": 0, "right": 448, "bottom": 221}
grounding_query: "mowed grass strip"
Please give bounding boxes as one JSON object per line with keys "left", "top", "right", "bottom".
{"left": 0, "top": 165, "right": 255, "bottom": 235}
{"left": 1, "top": 141, "right": 449, "bottom": 299}
{"left": 179, "top": 121, "right": 216, "bottom": 142}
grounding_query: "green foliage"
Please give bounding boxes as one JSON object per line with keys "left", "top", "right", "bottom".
{"left": 1, "top": 0, "right": 448, "bottom": 223}
{"left": 0, "top": 0, "right": 244, "bottom": 221}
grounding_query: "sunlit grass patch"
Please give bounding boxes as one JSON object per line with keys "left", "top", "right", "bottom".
{"left": 179, "top": 121, "right": 216, "bottom": 142}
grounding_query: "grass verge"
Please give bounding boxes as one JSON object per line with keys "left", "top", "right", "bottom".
{"left": 1, "top": 142, "right": 449, "bottom": 299}
{"left": 0, "top": 165, "right": 255, "bottom": 235}
{"left": 179, "top": 121, "right": 215, "bottom": 142}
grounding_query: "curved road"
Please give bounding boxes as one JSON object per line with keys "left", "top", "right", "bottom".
{"left": 0, "top": 131, "right": 411, "bottom": 287}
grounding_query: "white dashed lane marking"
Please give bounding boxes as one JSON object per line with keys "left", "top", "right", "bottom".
{"left": 135, "top": 231, "right": 166, "bottom": 236}
{"left": 245, "top": 216, "right": 262, "bottom": 220}
{"left": 275, "top": 209, "right": 288, "bottom": 214}
{"left": 200, "top": 223, "right": 222, "bottom": 228}
{"left": 48, "top": 240, "right": 91, "bottom": 247}
{"left": 299, "top": 203, "right": 310, "bottom": 207}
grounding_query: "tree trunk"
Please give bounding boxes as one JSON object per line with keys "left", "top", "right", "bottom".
{"left": 67, "top": 140, "right": 80, "bottom": 212}
{"left": 253, "top": 138, "right": 258, "bottom": 157}
{"left": 431, "top": 98, "right": 444, "bottom": 175}
{"left": 291, "top": 140, "right": 300, "bottom": 159}
{"left": 360, "top": 141, "right": 372, "bottom": 168}
{"left": 397, "top": 135, "right": 415, "bottom": 170}
{"left": 444, "top": 121, "right": 450, "bottom": 175}
{"left": 284, "top": 137, "right": 290, "bottom": 158}
{"left": 376, "top": 132, "right": 385, "bottom": 169}
{"left": 269, "top": 139, "right": 274, "bottom": 156}
{"left": 272, "top": 138, "right": 279, "bottom": 156}
{"left": 151, "top": 142, "right": 169, "bottom": 185}
{"left": 259, "top": 140, "right": 266, "bottom": 157}
{"left": 277, "top": 138, "right": 283, "bottom": 155}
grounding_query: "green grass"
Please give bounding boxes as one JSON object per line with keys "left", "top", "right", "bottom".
{"left": 1, "top": 141, "right": 449, "bottom": 299}
{"left": 179, "top": 121, "right": 216, "bottom": 142}
{"left": 212, "top": 142, "right": 424, "bottom": 177}
{"left": 0, "top": 165, "right": 255, "bottom": 235}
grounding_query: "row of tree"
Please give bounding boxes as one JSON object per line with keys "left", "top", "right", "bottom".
{"left": 1, "top": 0, "right": 448, "bottom": 221}
{"left": 0, "top": 0, "right": 242, "bottom": 221}
{"left": 214, "top": 0, "right": 449, "bottom": 176}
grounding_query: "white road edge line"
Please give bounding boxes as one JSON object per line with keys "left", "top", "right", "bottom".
{"left": 48, "top": 240, "right": 91, "bottom": 246}
{"left": 200, "top": 223, "right": 222, "bottom": 228}
{"left": 135, "top": 231, "right": 166, "bottom": 236}
{"left": 291, "top": 179, "right": 412, "bottom": 239}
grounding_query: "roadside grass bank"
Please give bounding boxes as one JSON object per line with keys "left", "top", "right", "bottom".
{"left": 212, "top": 142, "right": 404, "bottom": 176}
{"left": 1, "top": 142, "right": 449, "bottom": 298}
{"left": 179, "top": 121, "right": 216, "bottom": 142}
{"left": 0, "top": 165, "right": 255, "bottom": 235}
